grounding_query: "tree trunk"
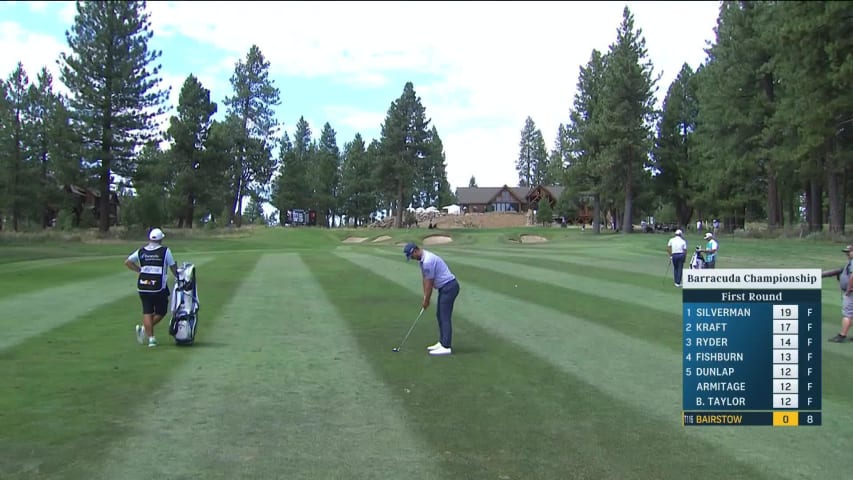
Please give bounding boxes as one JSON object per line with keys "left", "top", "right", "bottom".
{"left": 99, "top": 162, "right": 111, "bottom": 232}
{"left": 622, "top": 172, "right": 633, "bottom": 234}
{"left": 827, "top": 166, "right": 845, "bottom": 234}
{"left": 230, "top": 175, "right": 243, "bottom": 227}
{"left": 592, "top": 193, "right": 600, "bottom": 234}
{"left": 186, "top": 193, "right": 195, "bottom": 228}
{"left": 395, "top": 179, "right": 404, "bottom": 228}
{"left": 808, "top": 178, "right": 823, "bottom": 231}
{"left": 767, "top": 169, "right": 781, "bottom": 230}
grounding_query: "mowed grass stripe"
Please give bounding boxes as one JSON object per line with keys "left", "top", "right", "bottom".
{"left": 319, "top": 251, "right": 771, "bottom": 480}
{"left": 341, "top": 249, "right": 853, "bottom": 480}
{"left": 92, "top": 253, "right": 442, "bottom": 480}
{"left": 0, "top": 253, "right": 255, "bottom": 480}
{"left": 367, "top": 246, "right": 682, "bottom": 351}
{"left": 0, "top": 257, "right": 213, "bottom": 351}
{"left": 434, "top": 247, "right": 853, "bottom": 400}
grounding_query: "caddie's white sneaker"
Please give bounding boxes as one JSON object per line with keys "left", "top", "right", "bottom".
{"left": 429, "top": 345, "right": 452, "bottom": 356}
{"left": 427, "top": 341, "right": 443, "bottom": 351}
{"left": 148, "top": 337, "right": 158, "bottom": 348}
{"left": 135, "top": 325, "right": 145, "bottom": 345}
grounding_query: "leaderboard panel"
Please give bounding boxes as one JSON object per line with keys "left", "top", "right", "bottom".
{"left": 682, "top": 269, "right": 822, "bottom": 427}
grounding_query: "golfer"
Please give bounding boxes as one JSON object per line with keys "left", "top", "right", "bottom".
{"left": 827, "top": 244, "right": 853, "bottom": 343}
{"left": 403, "top": 242, "right": 459, "bottom": 356}
{"left": 701, "top": 232, "right": 719, "bottom": 268}
{"left": 124, "top": 228, "right": 178, "bottom": 348}
{"left": 666, "top": 229, "right": 687, "bottom": 287}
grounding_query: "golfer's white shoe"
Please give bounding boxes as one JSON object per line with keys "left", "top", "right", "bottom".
{"left": 429, "top": 345, "right": 452, "bottom": 356}
{"left": 427, "top": 341, "right": 443, "bottom": 351}
{"left": 135, "top": 325, "right": 145, "bottom": 345}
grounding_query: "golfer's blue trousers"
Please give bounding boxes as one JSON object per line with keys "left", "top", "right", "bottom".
{"left": 672, "top": 253, "right": 686, "bottom": 285}
{"left": 437, "top": 279, "right": 460, "bottom": 348}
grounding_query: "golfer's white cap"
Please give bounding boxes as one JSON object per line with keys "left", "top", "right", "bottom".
{"left": 149, "top": 228, "right": 165, "bottom": 241}
{"left": 675, "top": 229, "right": 683, "bottom": 236}
{"left": 704, "top": 232, "right": 713, "bottom": 239}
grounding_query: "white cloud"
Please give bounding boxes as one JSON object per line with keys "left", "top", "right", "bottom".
{"left": 320, "top": 105, "right": 386, "bottom": 137}
{"left": 0, "top": 21, "right": 68, "bottom": 95}
{"left": 3, "top": 1, "right": 720, "bottom": 191}
{"left": 143, "top": 1, "right": 719, "bottom": 189}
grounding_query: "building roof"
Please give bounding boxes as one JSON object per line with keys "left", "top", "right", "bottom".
{"left": 456, "top": 185, "right": 565, "bottom": 205}
{"left": 456, "top": 185, "right": 529, "bottom": 205}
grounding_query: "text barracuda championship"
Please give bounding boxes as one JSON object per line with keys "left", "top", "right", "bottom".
{"left": 685, "top": 272, "right": 819, "bottom": 285}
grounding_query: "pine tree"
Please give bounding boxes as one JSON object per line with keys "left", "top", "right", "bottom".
{"left": 377, "top": 82, "right": 431, "bottom": 228}
{"left": 167, "top": 74, "right": 218, "bottom": 228}
{"left": 59, "top": 1, "right": 169, "bottom": 232}
{"left": 223, "top": 44, "right": 281, "bottom": 227}
{"left": 597, "top": 6, "right": 659, "bottom": 233}
{"left": 651, "top": 63, "right": 700, "bottom": 226}
{"left": 517, "top": 116, "right": 548, "bottom": 187}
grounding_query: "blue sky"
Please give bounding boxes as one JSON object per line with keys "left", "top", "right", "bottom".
{"left": 1, "top": 0, "right": 721, "bottom": 195}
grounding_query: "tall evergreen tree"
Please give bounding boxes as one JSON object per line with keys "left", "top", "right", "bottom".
{"left": 167, "top": 74, "right": 218, "bottom": 228}
{"left": 376, "top": 82, "right": 431, "bottom": 228}
{"left": 339, "top": 133, "right": 378, "bottom": 226}
{"left": 565, "top": 49, "right": 608, "bottom": 233}
{"left": 312, "top": 122, "right": 341, "bottom": 227}
{"left": 516, "top": 116, "right": 548, "bottom": 187}
{"left": 651, "top": 63, "right": 700, "bottom": 226}
{"left": 597, "top": 6, "right": 659, "bottom": 233}
{"left": 223, "top": 44, "right": 281, "bottom": 226}
{"left": 0, "top": 64, "right": 33, "bottom": 231}
{"left": 59, "top": 0, "right": 169, "bottom": 232}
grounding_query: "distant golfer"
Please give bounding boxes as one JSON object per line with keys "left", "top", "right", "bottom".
{"left": 827, "top": 244, "right": 853, "bottom": 343}
{"left": 667, "top": 229, "right": 687, "bottom": 287}
{"left": 124, "top": 227, "right": 178, "bottom": 348}
{"left": 403, "top": 242, "right": 460, "bottom": 356}
{"left": 701, "top": 232, "right": 719, "bottom": 268}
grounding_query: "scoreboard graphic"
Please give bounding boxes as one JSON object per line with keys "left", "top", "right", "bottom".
{"left": 682, "top": 269, "right": 822, "bottom": 427}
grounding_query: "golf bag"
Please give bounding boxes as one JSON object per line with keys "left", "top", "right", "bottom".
{"left": 169, "top": 262, "right": 199, "bottom": 345}
{"left": 689, "top": 247, "right": 706, "bottom": 269}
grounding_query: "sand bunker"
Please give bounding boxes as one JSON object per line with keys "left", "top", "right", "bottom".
{"left": 342, "top": 236, "right": 368, "bottom": 243}
{"left": 423, "top": 235, "right": 453, "bottom": 245}
{"left": 371, "top": 235, "right": 392, "bottom": 243}
{"left": 519, "top": 235, "right": 548, "bottom": 244}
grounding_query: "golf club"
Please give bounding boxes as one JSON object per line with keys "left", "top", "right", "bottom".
{"left": 392, "top": 307, "right": 425, "bottom": 352}
{"left": 662, "top": 257, "right": 671, "bottom": 286}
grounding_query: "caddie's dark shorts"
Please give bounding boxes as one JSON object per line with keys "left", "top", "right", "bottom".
{"left": 139, "top": 290, "right": 169, "bottom": 316}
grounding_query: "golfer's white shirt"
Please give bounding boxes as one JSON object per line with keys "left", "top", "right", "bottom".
{"left": 668, "top": 236, "right": 687, "bottom": 255}
{"left": 420, "top": 250, "right": 456, "bottom": 289}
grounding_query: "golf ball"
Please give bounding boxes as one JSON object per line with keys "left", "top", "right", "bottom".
{"left": 515, "top": 284, "right": 518, "bottom": 288}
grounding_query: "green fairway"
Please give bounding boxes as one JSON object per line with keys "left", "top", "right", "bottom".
{"left": 1, "top": 226, "right": 851, "bottom": 479}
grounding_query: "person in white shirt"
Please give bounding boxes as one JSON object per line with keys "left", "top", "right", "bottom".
{"left": 666, "top": 229, "right": 687, "bottom": 287}
{"left": 403, "top": 242, "right": 460, "bottom": 356}
{"left": 701, "top": 232, "right": 719, "bottom": 268}
{"left": 124, "top": 228, "right": 178, "bottom": 348}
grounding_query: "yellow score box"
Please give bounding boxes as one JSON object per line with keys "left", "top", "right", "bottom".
{"left": 773, "top": 411, "right": 799, "bottom": 426}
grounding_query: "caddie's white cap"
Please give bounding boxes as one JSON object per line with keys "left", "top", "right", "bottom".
{"left": 704, "top": 232, "right": 713, "bottom": 239}
{"left": 675, "top": 229, "right": 683, "bottom": 236}
{"left": 149, "top": 228, "right": 165, "bottom": 241}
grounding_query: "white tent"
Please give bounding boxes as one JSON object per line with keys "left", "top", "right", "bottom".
{"left": 441, "top": 204, "right": 461, "bottom": 215}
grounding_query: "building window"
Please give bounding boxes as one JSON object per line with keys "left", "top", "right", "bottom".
{"left": 492, "top": 202, "right": 519, "bottom": 212}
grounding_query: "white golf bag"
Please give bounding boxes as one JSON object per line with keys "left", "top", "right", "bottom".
{"left": 689, "top": 248, "right": 706, "bottom": 269}
{"left": 169, "top": 262, "right": 199, "bottom": 345}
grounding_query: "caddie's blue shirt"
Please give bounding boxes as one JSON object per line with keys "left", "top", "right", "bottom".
{"left": 420, "top": 249, "right": 456, "bottom": 289}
